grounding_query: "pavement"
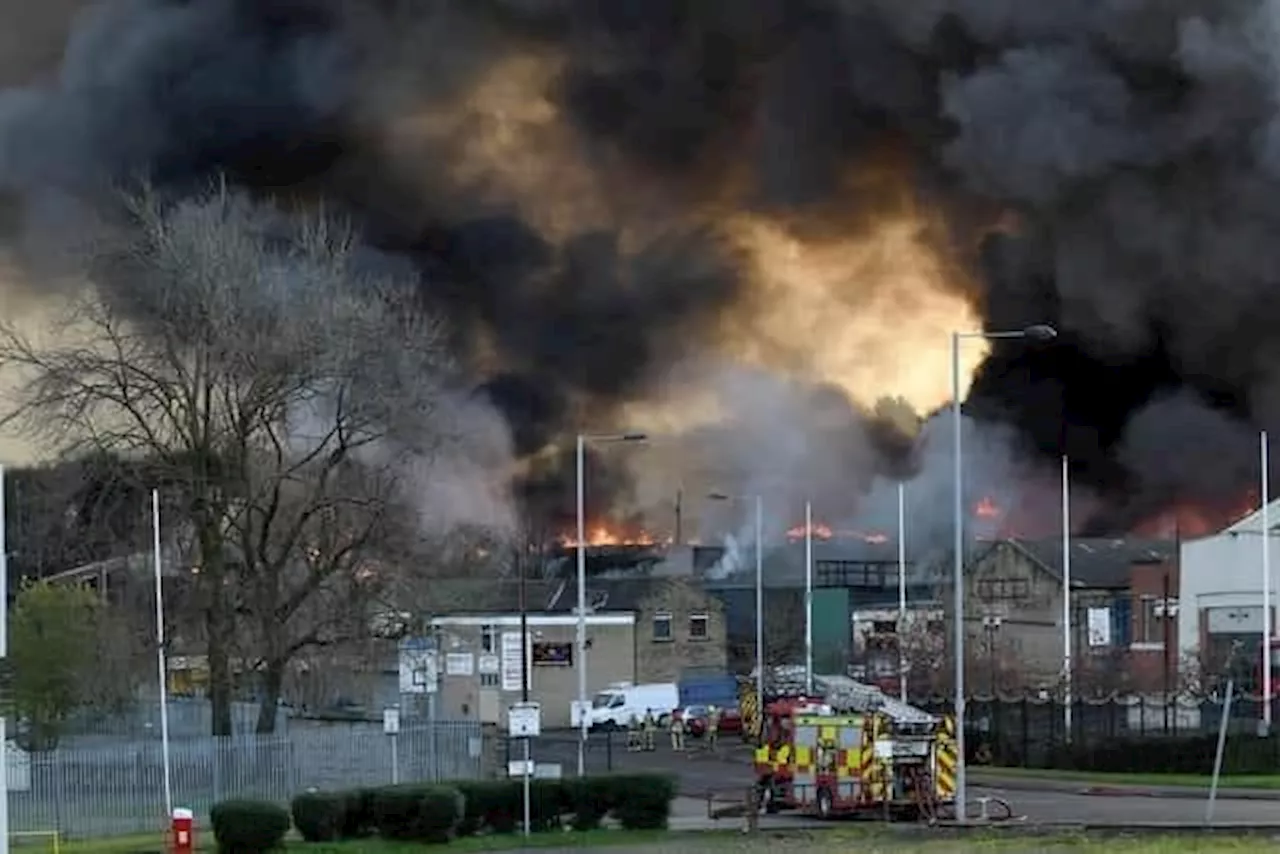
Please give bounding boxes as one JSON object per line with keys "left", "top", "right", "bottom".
{"left": 968, "top": 769, "right": 1280, "bottom": 801}
{"left": 521, "top": 731, "right": 1280, "bottom": 829}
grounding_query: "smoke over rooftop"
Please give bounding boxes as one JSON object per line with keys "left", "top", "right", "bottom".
{"left": 1, "top": 0, "right": 1278, "bottom": 544}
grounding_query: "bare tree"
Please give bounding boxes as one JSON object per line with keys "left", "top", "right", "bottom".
{"left": 0, "top": 187, "right": 505, "bottom": 734}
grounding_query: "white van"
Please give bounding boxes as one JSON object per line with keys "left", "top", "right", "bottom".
{"left": 585, "top": 682, "right": 679, "bottom": 730}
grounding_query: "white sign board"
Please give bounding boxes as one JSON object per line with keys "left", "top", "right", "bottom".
{"left": 446, "top": 652, "right": 475, "bottom": 676}
{"left": 383, "top": 707, "right": 401, "bottom": 735}
{"left": 478, "top": 654, "right": 500, "bottom": 675}
{"left": 508, "top": 701, "right": 541, "bottom": 738}
{"left": 7, "top": 743, "right": 29, "bottom": 793}
{"left": 501, "top": 632, "right": 531, "bottom": 692}
{"left": 398, "top": 638, "right": 438, "bottom": 694}
{"left": 1086, "top": 607, "right": 1112, "bottom": 647}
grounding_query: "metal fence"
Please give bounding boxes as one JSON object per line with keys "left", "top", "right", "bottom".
{"left": 501, "top": 730, "right": 619, "bottom": 777}
{"left": 12, "top": 719, "right": 484, "bottom": 839}
{"left": 917, "top": 695, "right": 1278, "bottom": 767}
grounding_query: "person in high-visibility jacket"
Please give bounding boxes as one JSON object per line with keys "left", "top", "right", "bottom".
{"left": 706, "top": 705, "right": 721, "bottom": 752}
{"left": 642, "top": 709, "right": 657, "bottom": 751}
{"left": 669, "top": 710, "right": 686, "bottom": 752}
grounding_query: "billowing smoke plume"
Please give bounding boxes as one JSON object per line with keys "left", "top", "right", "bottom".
{"left": 3, "top": 0, "right": 1280, "bottom": 542}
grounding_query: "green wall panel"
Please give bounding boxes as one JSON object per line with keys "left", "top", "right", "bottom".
{"left": 812, "top": 588, "right": 849, "bottom": 673}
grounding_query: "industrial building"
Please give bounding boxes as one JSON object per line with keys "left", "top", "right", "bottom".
{"left": 1179, "top": 500, "right": 1280, "bottom": 685}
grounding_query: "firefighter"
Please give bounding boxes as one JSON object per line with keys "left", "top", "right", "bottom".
{"left": 669, "top": 709, "right": 686, "bottom": 752}
{"left": 642, "top": 708, "right": 657, "bottom": 751}
{"left": 706, "top": 705, "right": 721, "bottom": 753}
{"left": 816, "top": 736, "right": 837, "bottom": 773}
{"left": 626, "top": 714, "right": 641, "bottom": 752}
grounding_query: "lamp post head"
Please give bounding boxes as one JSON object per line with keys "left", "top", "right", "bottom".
{"left": 1022, "top": 324, "right": 1057, "bottom": 342}
{"left": 707, "top": 492, "right": 730, "bottom": 502}
{"left": 620, "top": 433, "right": 648, "bottom": 442}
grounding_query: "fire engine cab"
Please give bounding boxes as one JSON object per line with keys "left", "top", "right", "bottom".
{"left": 752, "top": 675, "right": 956, "bottom": 819}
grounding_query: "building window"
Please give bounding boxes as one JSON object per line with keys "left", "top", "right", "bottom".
{"left": 653, "top": 612, "right": 673, "bottom": 642}
{"left": 480, "top": 673, "right": 500, "bottom": 688}
{"left": 1136, "top": 596, "right": 1174, "bottom": 645}
{"left": 480, "top": 624, "right": 497, "bottom": 654}
{"left": 975, "top": 578, "right": 1030, "bottom": 602}
{"left": 689, "top": 613, "right": 709, "bottom": 640}
{"left": 816, "top": 561, "right": 889, "bottom": 588}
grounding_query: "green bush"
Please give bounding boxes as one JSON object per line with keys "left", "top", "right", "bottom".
{"left": 454, "top": 780, "right": 518, "bottom": 835}
{"left": 1043, "top": 735, "right": 1280, "bottom": 776}
{"left": 564, "top": 777, "right": 612, "bottom": 830}
{"left": 290, "top": 791, "right": 345, "bottom": 842}
{"left": 210, "top": 799, "right": 291, "bottom": 854}
{"left": 339, "top": 788, "right": 376, "bottom": 839}
{"left": 453, "top": 779, "right": 565, "bottom": 834}
{"left": 370, "top": 783, "right": 462, "bottom": 842}
{"left": 418, "top": 787, "right": 465, "bottom": 844}
{"left": 610, "top": 773, "right": 678, "bottom": 830}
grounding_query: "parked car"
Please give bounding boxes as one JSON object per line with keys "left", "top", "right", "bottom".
{"left": 674, "top": 704, "right": 743, "bottom": 737}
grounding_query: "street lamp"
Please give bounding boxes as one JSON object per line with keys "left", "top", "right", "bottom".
{"left": 952, "top": 323, "right": 1055, "bottom": 822}
{"left": 575, "top": 431, "right": 646, "bottom": 777}
{"left": 708, "top": 491, "right": 765, "bottom": 721}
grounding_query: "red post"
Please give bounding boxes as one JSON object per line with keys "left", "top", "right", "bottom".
{"left": 170, "top": 808, "right": 194, "bottom": 854}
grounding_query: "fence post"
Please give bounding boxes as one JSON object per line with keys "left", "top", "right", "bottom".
{"left": 1020, "top": 698, "right": 1029, "bottom": 764}
{"left": 606, "top": 730, "right": 613, "bottom": 771}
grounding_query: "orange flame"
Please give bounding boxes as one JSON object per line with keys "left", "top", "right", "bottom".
{"left": 785, "top": 522, "right": 888, "bottom": 544}
{"left": 558, "top": 523, "right": 662, "bottom": 548}
{"left": 974, "top": 496, "right": 1001, "bottom": 519}
{"left": 1132, "top": 493, "right": 1259, "bottom": 539}
{"left": 786, "top": 522, "right": 834, "bottom": 540}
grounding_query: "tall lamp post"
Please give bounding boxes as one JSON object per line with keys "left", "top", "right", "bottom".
{"left": 575, "top": 432, "right": 646, "bottom": 777}
{"left": 952, "top": 324, "right": 1055, "bottom": 822}
{"left": 708, "top": 492, "right": 765, "bottom": 717}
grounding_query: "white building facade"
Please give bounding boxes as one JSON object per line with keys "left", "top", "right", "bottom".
{"left": 1179, "top": 500, "right": 1280, "bottom": 680}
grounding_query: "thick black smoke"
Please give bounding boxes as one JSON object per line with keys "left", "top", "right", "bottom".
{"left": 3, "top": 0, "right": 1280, "bottom": 530}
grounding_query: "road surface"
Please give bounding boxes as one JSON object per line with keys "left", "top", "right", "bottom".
{"left": 522, "top": 731, "right": 1280, "bottom": 827}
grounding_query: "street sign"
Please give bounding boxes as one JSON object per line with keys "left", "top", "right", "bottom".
{"left": 508, "top": 701, "right": 541, "bottom": 738}
{"left": 383, "top": 707, "right": 401, "bottom": 736}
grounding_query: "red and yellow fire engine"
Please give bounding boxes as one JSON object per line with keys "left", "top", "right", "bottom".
{"left": 751, "top": 676, "right": 957, "bottom": 819}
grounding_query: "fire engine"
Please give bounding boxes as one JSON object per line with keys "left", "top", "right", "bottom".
{"left": 751, "top": 675, "right": 957, "bottom": 819}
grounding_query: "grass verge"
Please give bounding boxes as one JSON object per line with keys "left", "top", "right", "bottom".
{"left": 16, "top": 829, "right": 699, "bottom": 853}
{"left": 975, "top": 767, "right": 1280, "bottom": 789}
{"left": 30, "top": 828, "right": 1280, "bottom": 853}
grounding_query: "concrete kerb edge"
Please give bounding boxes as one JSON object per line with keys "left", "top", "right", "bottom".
{"left": 969, "top": 773, "right": 1280, "bottom": 802}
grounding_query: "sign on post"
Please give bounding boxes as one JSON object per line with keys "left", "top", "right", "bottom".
{"left": 508, "top": 702, "right": 541, "bottom": 738}
{"left": 383, "top": 707, "right": 401, "bottom": 736}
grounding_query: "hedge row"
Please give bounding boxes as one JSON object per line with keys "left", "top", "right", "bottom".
{"left": 1039, "top": 735, "right": 1280, "bottom": 775}
{"left": 209, "top": 773, "right": 678, "bottom": 852}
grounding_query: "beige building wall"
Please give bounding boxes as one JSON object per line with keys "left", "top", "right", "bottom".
{"left": 965, "top": 544, "right": 1064, "bottom": 686}
{"left": 634, "top": 578, "right": 728, "bottom": 682}
{"left": 430, "top": 614, "right": 637, "bottom": 729}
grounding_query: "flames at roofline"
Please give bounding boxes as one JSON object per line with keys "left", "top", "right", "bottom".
{"left": 556, "top": 490, "right": 1263, "bottom": 552}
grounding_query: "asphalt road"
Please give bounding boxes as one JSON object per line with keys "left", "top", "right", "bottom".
{"left": 522, "top": 732, "right": 1280, "bottom": 827}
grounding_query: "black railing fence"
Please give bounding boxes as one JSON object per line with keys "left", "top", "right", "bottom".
{"left": 916, "top": 694, "right": 1280, "bottom": 768}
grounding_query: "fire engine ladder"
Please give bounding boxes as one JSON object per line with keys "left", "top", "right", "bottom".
{"left": 813, "top": 675, "right": 937, "bottom": 727}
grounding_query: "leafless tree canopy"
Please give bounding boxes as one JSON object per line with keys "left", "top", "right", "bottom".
{"left": 0, "top": 186, "right": 515, "bottom": 734}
